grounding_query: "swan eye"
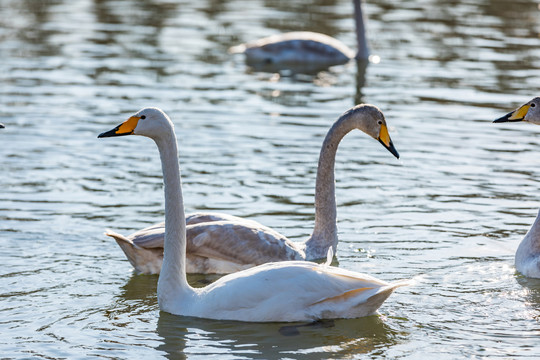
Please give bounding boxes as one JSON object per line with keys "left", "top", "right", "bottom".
{"left": 377, "top": 120, "right": 383, "bottom": 125}
{"left": 531, "top": 104, "right": 536, "bottom": 108}
{"left": 141, "top": 115, "right": 147, "bottom": 119}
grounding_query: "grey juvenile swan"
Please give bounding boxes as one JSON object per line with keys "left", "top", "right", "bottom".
{"left": 98, "top": 106, "right": 407, "bottom": 322}
{"left": 229, "top": 0, "right": 370, "bottom": 69}
{"left": 106, "top": 104, "right": 399, "bottom": 274}
{"left": 494, "top": 96, "right": 540, "bottom": 278}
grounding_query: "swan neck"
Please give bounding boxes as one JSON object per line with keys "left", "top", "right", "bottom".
{"left": 306, "top": 116, "right": 353, "bottom": 259}
{"left": 353, "top": 0, "right": 369, "bottom": 60}
{"left": 155, "top": 131, "right": 192, "bottom": 303}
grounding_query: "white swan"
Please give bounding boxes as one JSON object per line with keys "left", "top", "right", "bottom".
{"left": 229, "top": 0, "right": 370, "bottom": 68}
{"left": 98, "top": 106, "right": 407, "bottom": 322}
{"left": 106, "top": 104, "right": 399, "bottom": 275}
{"left": 494, "top": 96, "right": 540, "bottom": 278}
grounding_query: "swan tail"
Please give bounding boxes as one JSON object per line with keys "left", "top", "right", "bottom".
{"left": 105, "top": 230, "right": 133, "bottom": 245}
{"left": 105, "top": 230, "right": 162, "bottom": 275}
{"left": 309, "top": 279, "right": 410, "bottom": 319}
{"left": 360, "top": 280, "right": 409, "bottom": 314}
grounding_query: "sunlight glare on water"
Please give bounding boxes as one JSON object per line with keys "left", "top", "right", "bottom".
{"left": 1, "top": 0, "right": 540, "bottom": 358}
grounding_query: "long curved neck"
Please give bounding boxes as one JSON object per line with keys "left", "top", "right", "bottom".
{"left": 353, "top": 0, "right": 369, "bottom": 60}
{"left": 156, "top": 130, "right": 192, "bottom": 307}
{"left": 305, "top": 116, "right": 356, "bottom": 260}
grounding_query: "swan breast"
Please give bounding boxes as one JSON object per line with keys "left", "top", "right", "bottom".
{"left": 515, "top": 232, "right": 540, "bottom": 278}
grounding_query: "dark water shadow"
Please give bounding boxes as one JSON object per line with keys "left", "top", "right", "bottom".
{"left": 114, "top": 272, "right": 228, "bottom": 312}
{"left": 156, "top": 310, "right": 405, "bottom": 360}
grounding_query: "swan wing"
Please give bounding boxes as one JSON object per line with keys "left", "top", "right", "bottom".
{"left": 106, "top": 213, "right": 304, "bottom": 274}
{"left": 125, "top": 212, "right": 270, "bottom": 249}
{"left": 186, "top": 221, "right": 304, "bottom": 265}
{"left": 126, "top": 222, "right": 166, "bottom": 248}
{"left": 185, "top": 212, "right": 248, "bottom": 225}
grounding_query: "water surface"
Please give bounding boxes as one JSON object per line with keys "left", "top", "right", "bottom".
{"left": 1, "top": 0, "right": 540, "bottom": 358}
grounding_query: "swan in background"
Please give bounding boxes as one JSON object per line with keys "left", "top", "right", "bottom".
{"left": 106, "top": 104, "right": 399, "bottom": 274}
{"left": 494, "top": 96, "right": 540, "bottom": 278}
{"left": 98, "top": 107, "right": 408, "bottom": 322}
{"left": 0, "top": 123, "right": 4, "bottom": 128}
{"left": 229, "top": 0, "right": 370, "bottom": 69}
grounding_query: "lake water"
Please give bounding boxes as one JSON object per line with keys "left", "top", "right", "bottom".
{"left": 1, "top": 0, "right": 540, "bottom": 358}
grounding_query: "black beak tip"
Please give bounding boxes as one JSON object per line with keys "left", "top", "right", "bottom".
{"left": 493, "top": 117, "right": 508, "bottom": 123}
{"left": 379, "top": 139, "right": 400, "bottom": 159}
{"left": 98, "top": 126, "right": 125, "bottom": 138}
{"left": 98, "top": 130, "right": 116, "bottom": 138}
{"left": 493, "top": 111, "right": 522, "bottom": 123}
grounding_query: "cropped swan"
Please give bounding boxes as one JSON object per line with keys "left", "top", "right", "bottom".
{"left": 229, "top": 0, "right": 370, "bottom": 69}
{"left": 494, "top": 96, "right": 540, "bottom": 278}
{"left": 98, "top": 106, "right": 407, "bottom": 322}
{"left": 106, "top": 104, "right": 399, "bottom": 274}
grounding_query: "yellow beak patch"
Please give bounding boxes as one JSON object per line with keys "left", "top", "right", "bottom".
{"left": 116, "top": 116, "right": 140, "bottom": 135}
{"left": 509, "top": 104, "right": 530, "bottom": 121}
{"left": 378, "top": 123, "right": 391, "bottom": 146}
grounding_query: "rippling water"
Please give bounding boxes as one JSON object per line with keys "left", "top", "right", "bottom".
{"left": 2, "top": 0, "right": 540, "bottom": 358}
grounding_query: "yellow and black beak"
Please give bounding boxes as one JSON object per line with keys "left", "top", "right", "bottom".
{"left": 98, "top": 116, "right": 141, "bottom": 138}
{"left": 493, "top": 104, "right": 530, "bottom": 123}
{"left": 378, "top": 123, "right": 399, "bottom": 159}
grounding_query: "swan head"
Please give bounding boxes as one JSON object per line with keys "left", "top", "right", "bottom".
{"left": 493, "top": 97, "right": 540, "bottom": 125}
{"left": 343, "top": 104, "right": 399, "bottom": 159}
{"left": 98, "top": 107, "right": 174, "bottom": 139}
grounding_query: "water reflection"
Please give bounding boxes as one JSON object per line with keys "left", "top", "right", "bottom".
{"left": 156, "top": 311, "right": 404, "bottom": 359}
{"left": 243, "top": 61, "right": 344, "bottom": 76}
{"left": 354, "top": 59, "right": 369, "bottom": 104}
{"left": 119, "top": 272, "right": 158, "bottom": 303}
{"left": 516, "top": 276, "right": 540, "bottom": 319}
{"left": 118, "top": 272, "right": 226, "bottom": 303}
